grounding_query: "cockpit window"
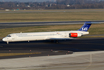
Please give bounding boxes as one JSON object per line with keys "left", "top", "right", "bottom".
{"left": 6, "top": 35, "right": 11, "bottom": 37}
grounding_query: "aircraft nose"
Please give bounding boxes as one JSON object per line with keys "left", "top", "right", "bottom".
{"left": 2, "top": 38, "right": 6, "bottom": 41}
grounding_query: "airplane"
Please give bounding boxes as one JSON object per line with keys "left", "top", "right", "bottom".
{"left": 2, "top": 21, "right": 94, "bottom": 44}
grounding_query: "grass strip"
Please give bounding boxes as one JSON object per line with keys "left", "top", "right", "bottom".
{"left": 0, "top": 23, "right": 104, "bottom": 37}
{"left": 0, "top": 52, "right": 41, "bottom": 57}
{"left": 0, "top": 10, "right": 104, "bottom": 22}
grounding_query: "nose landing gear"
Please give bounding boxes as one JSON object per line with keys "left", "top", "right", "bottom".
{"left": 7, "top": 41, "right": 9, "bottom": 44}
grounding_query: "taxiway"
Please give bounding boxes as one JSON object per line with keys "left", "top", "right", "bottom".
{"left": 0, "top": 38, "right": 104, "bottom": 70}
{"left": 0, "top": 38, "right": 104, "bottom": 59}
{"left": 0, "top": 21, "right": 104, "bottom": 29}
{"left": 0, "top": 20, "right": 104, "bottom": 70}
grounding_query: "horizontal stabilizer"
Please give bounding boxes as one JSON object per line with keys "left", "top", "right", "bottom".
{"left": 78, "top": 21, "right": 102, "bottom": 32}
{"left": 85, "top": 22, "right": 102, "bottom": 24}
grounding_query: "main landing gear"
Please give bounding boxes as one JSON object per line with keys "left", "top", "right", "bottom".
{"left": 50, "top": 40, "right": 59, "bottom": 43}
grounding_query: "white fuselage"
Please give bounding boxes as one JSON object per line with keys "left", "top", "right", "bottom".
{"left": 2, "top": 31, "right": 89, "bottom": 43}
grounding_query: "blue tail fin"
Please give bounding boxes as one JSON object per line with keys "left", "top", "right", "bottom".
{"left": 78, "top": 21, "right": 92, "bottom": 32}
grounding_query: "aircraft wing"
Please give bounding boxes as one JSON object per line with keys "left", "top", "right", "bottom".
{"left": 47, "top": 38, "right": 76, "bottom": 40}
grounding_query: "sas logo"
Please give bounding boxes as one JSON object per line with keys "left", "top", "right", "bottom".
{"left": 82, "top": 27, "right": 88, "bottom": 31}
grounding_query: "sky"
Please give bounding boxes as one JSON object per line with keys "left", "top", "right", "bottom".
{"left": 0, "top": 0, "right": 55, "bottom": 2}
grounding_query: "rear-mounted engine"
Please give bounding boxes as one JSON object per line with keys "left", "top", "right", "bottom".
{"left": 69, "top": 33, "right": 82, "bottom": 37}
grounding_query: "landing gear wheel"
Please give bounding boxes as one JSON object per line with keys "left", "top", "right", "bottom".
{"left": 50, "top": 40, "right": 59, "bottom": 43}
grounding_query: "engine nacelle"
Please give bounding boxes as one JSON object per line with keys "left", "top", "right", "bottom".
{"left": 69, "top": 33, "right": 82, "bottom": 38}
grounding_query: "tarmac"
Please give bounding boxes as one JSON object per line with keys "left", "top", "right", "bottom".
{"left": 0, "top": 51, "right": 104, "bottom": 70}
{"left": 1, "top": 9, "right": 104, "bottom": 14}
{"left": 0, "top": 21, "right": 104, "bottom": 29}
{"left": 0, "top": 21, "right": 104, "bottom": 70}
{"left": 0, "top": 38, "right": 104, "bottom": 70}
{"left": 0, "top": 38, "right": 104, "bottom": 59}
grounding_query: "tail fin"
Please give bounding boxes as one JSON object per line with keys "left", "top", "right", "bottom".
{"left": 78, "top": 21, "right": 92, "bottom": 32}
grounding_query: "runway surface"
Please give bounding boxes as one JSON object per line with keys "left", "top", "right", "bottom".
{"left": 1, "top": 9, "right": 104, "bottom": 14}
{"left": 0, "top": 38, "right": 104, "bottom": 70}
{"left": 0, "top": 38, "right": 104, "bottom": 59}
{"left": 0, "top": 21, "right": 104, "bottom": 29}
{"left": 0, "top": 49, "right": 104, "bottom": 70}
